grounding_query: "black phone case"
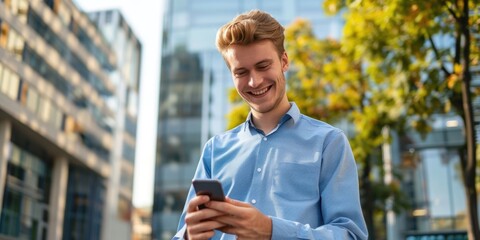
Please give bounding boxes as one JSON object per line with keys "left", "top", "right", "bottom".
{"left": 192, "top": 179, "right": 225, "bottom": 209}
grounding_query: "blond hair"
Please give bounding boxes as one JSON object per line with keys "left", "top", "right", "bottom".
{"left": 216, "top": 10, "right": 285, "bottom": 57}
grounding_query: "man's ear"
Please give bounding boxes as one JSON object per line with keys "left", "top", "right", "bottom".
{"left": 281, "top": 52, "right": 289, "bottom": 72}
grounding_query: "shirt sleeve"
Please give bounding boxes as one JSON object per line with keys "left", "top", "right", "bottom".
{"left": 271, "top": 129, "right": 368, "bottom": 240}
{"left": 171, "top": 140, "right": 213, "bottom": 240}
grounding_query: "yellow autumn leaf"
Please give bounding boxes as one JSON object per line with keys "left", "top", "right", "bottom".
{"left": 454, "top": 63, "right": 463, "bottom": 74}
{"left": 447, "top": 74, "right": 459, "bottom": 89}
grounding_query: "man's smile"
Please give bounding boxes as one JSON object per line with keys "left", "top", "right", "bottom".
{"left": 249, "top": 86, "right": 271, "bottom": 96}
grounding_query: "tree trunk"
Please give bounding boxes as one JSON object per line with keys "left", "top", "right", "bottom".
{"left": 360, "top": 157, "right": 375, "bottom": 240}
{"left": 459, "top": 1, "right": 479, "bottom": 239}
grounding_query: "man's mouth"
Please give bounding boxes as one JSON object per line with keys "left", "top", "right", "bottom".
{"left": 250, "top": 86, "right": 271, "bottom": 96}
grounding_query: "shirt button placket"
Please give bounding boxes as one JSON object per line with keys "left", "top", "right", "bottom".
{"left": 251, "top": 135, "right": 266, "bottom": 207}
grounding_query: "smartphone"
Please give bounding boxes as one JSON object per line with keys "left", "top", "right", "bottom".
{"left": 192, "top": 179, "right": 225, "bottom": 209}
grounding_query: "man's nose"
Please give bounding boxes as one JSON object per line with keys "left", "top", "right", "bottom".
{"left": 248, "top": 71, "right": 262, "bottom": 87}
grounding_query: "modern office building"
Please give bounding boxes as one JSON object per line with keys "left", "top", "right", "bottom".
{"left": 86, "top": 9, "right": 142, "bottom": 240}
{"left": 0, "top": 1, "right": 141, "bottom": 240}
{"left": 152, "top": 0, "right": 343, "bottom": 239}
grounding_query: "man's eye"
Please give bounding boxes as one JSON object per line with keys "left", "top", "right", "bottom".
{"left": 258, "top": 64, "right": 269, "bottom": 70}
{"left": 235, "top": 71, "right": 247, "bottom": 77}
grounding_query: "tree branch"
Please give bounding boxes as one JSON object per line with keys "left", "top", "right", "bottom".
{"left": 442, "top": 1, "right": 460, "bottom": 21}
{"left": 427, "top": 33, "right": 451, "bottom": 76}
{"left": 443, "top": 0, "right": 460, "bottom": 21}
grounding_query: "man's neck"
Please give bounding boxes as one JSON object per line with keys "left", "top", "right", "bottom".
{"left": 251, "top": 100, "right": 291, "bottom": 135}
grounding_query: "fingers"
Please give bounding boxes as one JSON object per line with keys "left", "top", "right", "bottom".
{"left": 188, "top": 219, "right": 225, "bottom": 232}
{"left": 206, "top": 197, "right": 251, "bottom": 217}
{"left": 185, "top": 207, "right": 225, "bottom": 225}
{"left": 187, "top": 195, "right": 210, "bottom": 213}
{"left": 188, "top": 230, "right": 215, "bottom": 240}
{"left": 225, "top": 197, "right": 251, "bottom": 207}
{"left": 205, "top": 198, "right": 272, "bottom": 239}
{"left": 185, "top": 196, "right": 228, "bottom": 240}
{"left": 187, "top": 219, "right": 225, "bottom": 240}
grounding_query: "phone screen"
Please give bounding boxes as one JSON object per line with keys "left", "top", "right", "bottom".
{"left": 192, "top": 179, "right": 225, "bottom": 204}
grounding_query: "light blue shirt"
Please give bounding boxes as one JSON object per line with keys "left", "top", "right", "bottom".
{"left": 173, "top": 103, "right": 368, "bottom": 239}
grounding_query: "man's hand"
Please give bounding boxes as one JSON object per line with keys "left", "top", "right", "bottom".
{"left": 206, "top": 197, "right": 272, "bottom": 240}
{"left": 185, "top": 195, "right": 226, "bottom": 240}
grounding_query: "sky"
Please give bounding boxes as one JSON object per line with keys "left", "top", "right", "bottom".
{"left": 74, "top": 0, "right": 164, "bottom": 207}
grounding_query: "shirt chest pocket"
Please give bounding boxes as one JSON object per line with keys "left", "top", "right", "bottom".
{"left": 272, "top": 161, "right": 320, "bottom": 201}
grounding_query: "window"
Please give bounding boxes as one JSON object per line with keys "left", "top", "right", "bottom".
{"left": 10, "top": 144, "right": 21, "bottom": 165}
{"left": 51, "top": 105, "right": 63, "bottom": 130}
{"left": 0, "top": 22, "right": 9, "bottom": 48}
{"left": 1, "top": 16, "right": 25, "bottom": 60}
{"left": 105, "top": 11, "right": 112, "bottom": 23}
{"left": 57, "top": 3, "right": 71, "bottom": 26}
{"left": 43, "top": 0, "right": 55, "bottom": 12}
{"left": 26, "top": 87, "right": 39, "bottom": 112}
{"left": 1, "top": 143, "right": 50, "bottom": 239}
{"left": 9, "top": 0, "right": 29, "bottom": 23}
{"left": 0, "top": 65, "right": 21, "bottom": 100}
{"left": 39, "top": 98, "right": 51, "bottom": 122}
{"left": 6, "top": 72, "right": 19, "bottom": 100}
{"left": 1, "top": 67, "right": 11, "bottom": 93}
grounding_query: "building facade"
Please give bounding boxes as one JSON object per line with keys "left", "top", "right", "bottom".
{"left": 152, "top": 0, "right": 343, "bottom": 239}
{"left": 87, "top": 9, "right": 142, "bottom": 240}
{"left": 0, "top": 1, "right": 141, "bottom": 240}
{"left": 131, "top": 206, "right": 152, "bottom": 240}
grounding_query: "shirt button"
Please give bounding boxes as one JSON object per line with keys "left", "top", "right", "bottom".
{"left": 257, "top": 168, "right": 262, "bottom": 172}
{"left": 263, "top": 137, "right": 267, "bottom": 141}
{"left": 251, "top": 199, "right": 257, "bottom": 204}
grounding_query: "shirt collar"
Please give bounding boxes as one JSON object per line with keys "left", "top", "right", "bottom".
{"left": 243, "top": 102, "right": 301, "bottom": 132}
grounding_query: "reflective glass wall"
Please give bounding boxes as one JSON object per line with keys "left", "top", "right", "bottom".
{"left": 400, "top": 114, "right": 468, "bottom": 237}
{"left": 0, "top": 141, "right": 51, "bottom": 240}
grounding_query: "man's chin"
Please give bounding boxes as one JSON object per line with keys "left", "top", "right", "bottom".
{"left": 249, "top": 105, "right": 274, "bottom": 115}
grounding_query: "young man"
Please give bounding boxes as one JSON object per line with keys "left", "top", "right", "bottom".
{"left": 173, "top": 10, "right": 368, "bottom": 240}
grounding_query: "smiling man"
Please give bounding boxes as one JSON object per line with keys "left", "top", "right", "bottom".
{"left": 173, "top": 10, "right": 368, "bottom": 240}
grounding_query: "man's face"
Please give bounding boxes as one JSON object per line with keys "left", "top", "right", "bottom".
{"left": 224, "top": 40, "right": 289, "bottom": 115}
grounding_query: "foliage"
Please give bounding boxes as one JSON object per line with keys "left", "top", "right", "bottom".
{"left": 226, "top": 89, "right": 249, "bottom": 129}
{"left": 320, "top": 0, "right": 480, "bottom": 238}
{"left": 285, "top": 19, "right": 413, "bottom": 239}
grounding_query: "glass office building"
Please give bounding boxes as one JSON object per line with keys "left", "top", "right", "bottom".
{"left": 87, "top": 9, "right": 142, "bottom": 240}
{"left": 0, "top": 1, "right": 141, "bottom": 240}
{"left": 152, "top": 0, "right": 342, "bottom": 239}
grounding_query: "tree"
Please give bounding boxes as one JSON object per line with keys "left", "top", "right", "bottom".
{"left": 320, "top": 0, "right": 479, "bottom": 238}
{"left": 285, "top": 19, "right": 410, "bottom": 240}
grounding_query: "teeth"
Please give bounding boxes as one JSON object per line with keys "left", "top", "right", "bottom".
{"left": 251, "top": 87, "right": 268, "bottom": 95}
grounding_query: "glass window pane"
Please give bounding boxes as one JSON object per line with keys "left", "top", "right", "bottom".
{"left": 1, "top": 68, "right": 10, "bottom": 94}
{"left": 10, "top": 144, "right": 21, "bottom": 165}
{"left": 41, "top": 99, "right": 51, "bottom": 121}
{"left": 7, "top": 73, "right": 19, "bottom": 100}
{"left": 36, "top": 96, "right": 44, "bottom": 116}
{"left": 26, "top": 88, "right": 38, "bottom": 112}
{"left": 6, "top": 31, "right": 16, "bottom": 52}
{"left": 54, "top": 108, "right": 63, "bottom": 129}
